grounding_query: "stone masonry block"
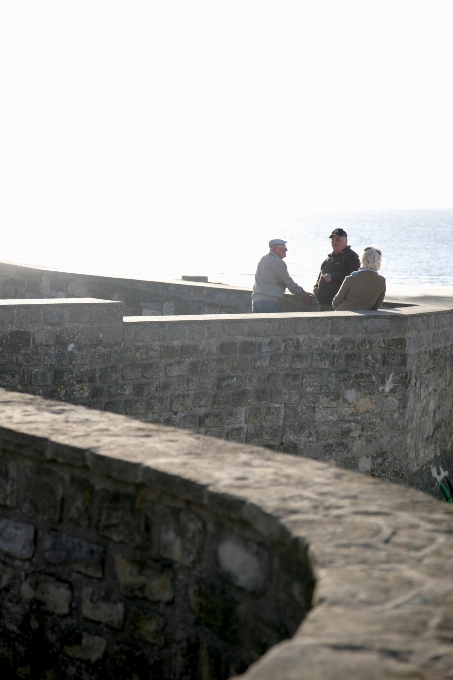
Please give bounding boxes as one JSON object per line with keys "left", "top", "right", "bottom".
{"left": 245, "top": 423, "right": 282, "bottom": 444}
{"left": 378, "top": 337, "right": 407, "bottom": 350}
{"left": 66, "top": 476, "right": 93, "bottom": 528}
{"left": 99, "top": 491, "right": 148, "bottom": 547}
{"left": 44, "top": 532, "right": 105, "bottom": 578}
{"left": 87, "top": 346, "right": 114, "bottom": 363}
{"left": 166, "top": 360, "right": 188, "bottom": 377}
{"left": 43, "top": 348, "right": 72, "bottom": 366}
{"left": 77, "top": 327, "right": 102, "bottom": 345}
{"left": 63, "top": 634, "right": 107, "bottom": 663}
{"left": 100, "top": 324, "right": 124, "bottom": 345}
{"left": 229, "top": 357, "right": 248, "bottom": 374}
{"left": 104, "top": 400, "right": 124, "bottom": 414}
{"left": 115, "top": 554, "right": 174, "bottom": 602}
{"left": 122, "top": 364, "right": 143, "bottom": 380}
{"left": 100, "top": 365, "right": 119, "bottom": 383}
{"left": 68, "top": 280, "right": 88, "bottom": 297}
{"left": 43, "top": 307, "right": 66, "bottom": 325}
{"left": 33, "top": 328, "right": 56, "bottom": 346}
{"left": 159, "top": 344, "right": 180, "bottom": 360}
{"left": 358, "top": 338, "right": 374, "bottom": 350}
{"left": 178, "top": 414, "right": 198, "bottom": 429}
{"left": 142, "top": 362, "right": 162, "bottom": 379}
{"left": 312, "top": 352, "right": 332, "bottom": 368}
{"left": 21, "top": 574, "right": 72, "bottom": 614}
{"left": 17, "top": 349, "right": 42, "bottom": 367}
{"left": 217, "top": 375, "right": 242, "bottom": 390}
{"left": 181, "top": 343, "right": 204, "bottom": 358}
{"left": 15, "top": 307, "right": 41, "bottom": 324}
{"left": 171, "top": 393, "right": 192, "bottom": 411}
{"left": 270, "top": 354, "right": 290, "bottom": 370}
{"left": 161, "top": 507, "right": 205, "bottom": 567}
{"left": 82, "top": 587, "right": 125, "bottom": 629}
{"left": 89, "top": 304, "right": 124, "bottom": 324}
{"left": 130, "top": 609, "right": 165, "bottom": 647}
{"left": 199, "top": 411, "right": 224, "bottom": 428}
{"left": 0, "top": 563, "right": 14, "bottom": 590}
{"left": 345, "top": 352, "right": 364, "bottom": 368}
{"left": 0, "top": 330, "right": 31, "bottom": 351}
{"left": 31, "top": 368, "right": 52, "bottom": 386}
{"left": 366, "top": 317, "right": 391, "bottom": 334}
{"left": 238, "top": 340, "right": 261, "bottom": 355}
{"left": 0, "top": 458, "right": 17, "bottom": 507}
{"left": 0, "top": 350, "right": 14, "bottom": 365}
{"left": 22, "top": 466, "right": 63, "bottom": 522}
{"left": 245, "top": 405, "right": 283, "bottom": 424}
{"left": 124, "top": 399, "right": 148, "bottom": 416}
{"left": 0, "top": 518, "right": 35, "bottom": 559}
{"left": 213, "top": 393, "right": 231, "bottom": 408}
{"left": 218, "top": 341, "right": 239, "bottom": 356}
{"left": 192, "top": 392, "right": 212, "bottom": 408}
{"left": 0, "top": 308, "right": 14, "bottom": 324}
{"left": 65, "top": 305, "right": 91, "bottom": 323}
{"left": 217, "top": 537, "right": 268, "bottom": 592}
{"left": 148, "top": 394, "right": 171, "bottom": 412}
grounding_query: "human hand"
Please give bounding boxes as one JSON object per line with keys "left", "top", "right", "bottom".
{"left": 323, "top": 274, "right": 332, "bottom": 283}
{"left": 302, "top": 293, "right": 313, "bottom": 306}
{"left": 313, "top": 286, "right": 319, "bottom": 297}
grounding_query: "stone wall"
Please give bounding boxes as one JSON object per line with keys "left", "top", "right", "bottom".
{"left": 0, "top": 298, "right": 451, "bottom": 496}
{"left": 0, "top": 261, "right": 313, "bottom": 316}
{"left": 0, "top": 389, "right": 452, "bottom": 679}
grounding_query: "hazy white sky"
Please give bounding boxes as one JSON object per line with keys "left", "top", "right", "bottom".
{"left": 1, "top": 1, "right": 452, "bottom": 280}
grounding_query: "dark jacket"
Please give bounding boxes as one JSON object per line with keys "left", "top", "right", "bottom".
{"left": 314, "top": 246, "right": 360, "bottom": 304}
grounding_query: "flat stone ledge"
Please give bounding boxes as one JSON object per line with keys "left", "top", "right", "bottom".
{"left": 0, "top": 389, "right": 452, "bottom": 678}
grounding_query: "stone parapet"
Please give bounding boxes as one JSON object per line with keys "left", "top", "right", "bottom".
{"left": 0, "top": 260, "right": 314, "bottom": 315}
{"left": 0, "top": 299, "right": 451, "bottom": 495}
{"left": 0, "top": 389, "right": 451, "bottom": 678}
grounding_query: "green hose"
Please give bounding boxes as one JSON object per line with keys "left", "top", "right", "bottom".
{"left": 439, "top": 482, "right": 453, "bottom": 504}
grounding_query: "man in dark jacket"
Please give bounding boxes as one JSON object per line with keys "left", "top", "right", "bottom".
{"left": 313, "top": 229, "right": 360, "bottom": 311}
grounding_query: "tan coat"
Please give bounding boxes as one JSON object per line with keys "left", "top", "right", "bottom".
{"left": 332, "top": 270, "right": 386, "bottom": 311}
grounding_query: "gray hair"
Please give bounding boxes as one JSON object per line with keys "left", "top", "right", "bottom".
{"left": 360, "top": 245, "right": 382, "bottom": 271}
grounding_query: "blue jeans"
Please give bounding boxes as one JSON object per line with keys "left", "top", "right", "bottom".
{"left": 252, "top": 300, "right": 281, "bottom": 313}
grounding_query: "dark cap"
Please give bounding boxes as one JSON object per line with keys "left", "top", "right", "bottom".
{"left": 329, "top": 228, "right": 347, "bottom": 238}
{"left": 269, "top": 239, "right": 287, "bottom": 248}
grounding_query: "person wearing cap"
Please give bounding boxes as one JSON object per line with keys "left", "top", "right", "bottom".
{"left": 313, "top": 229, "right": 360, "bottom": 311}
{"left": 252, "top": 239, "right": 313, "bottom": 313}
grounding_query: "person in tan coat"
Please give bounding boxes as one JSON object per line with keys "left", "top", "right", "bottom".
{"left": 332, "top": 246, "right": 386, "bottom": 311}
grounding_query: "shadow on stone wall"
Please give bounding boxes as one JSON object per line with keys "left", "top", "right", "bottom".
{"left": 0, "top": 390, "right": 452, "bottom": 679}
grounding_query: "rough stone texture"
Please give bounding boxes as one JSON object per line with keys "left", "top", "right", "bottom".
{"left": 0, "top": 260, "right": 314, "bottom": 315}
{"left": 0, "top": 297, "right": 451, "bottom": 496}
{"left": 0, "top": 390, "right": 451, "bottom": 679}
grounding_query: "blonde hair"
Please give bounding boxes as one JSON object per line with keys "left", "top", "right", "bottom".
{"left": 360, "top": 245, "right": 382, "bottom": 271}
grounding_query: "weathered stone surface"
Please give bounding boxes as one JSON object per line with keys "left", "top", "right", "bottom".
{"left": 130, "top": 609, "right": 165, "bottom": 647}
{"left": 217, "top": 538, "right": 268, "bottom": 592}
{"left": 0, "top": 518, "right": 35, "bottom": 559}
{"left": 160, "top": 507, "right": 205, "bottom": 567}
{"left": 21, "top": 574, "right": 72, "bottom": 614}
{"left": 99, "top": 491, "right": 147, "bottom": 547}
{"left": 66, "top": 475, "right": 93, "bottom": 527}
{"left": 21, "top": 466, "right": 63, "bottom": 522}
{"left": 82, "top": 587, "right": 125, "bottom": 629}
{"left": 44, "top": 532, "right": 105, "bottom": 577}
{"left": 115, "top": 554, "right": 173, "bottom": 602}
{"left": 0, "top": 284, "right": 450, "bottom": 679}
{"left": 63, "top": 634, "right": 106, "bottom": 663}
{"left": 0, "top": 458, "right": 16, "bottom": 507}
